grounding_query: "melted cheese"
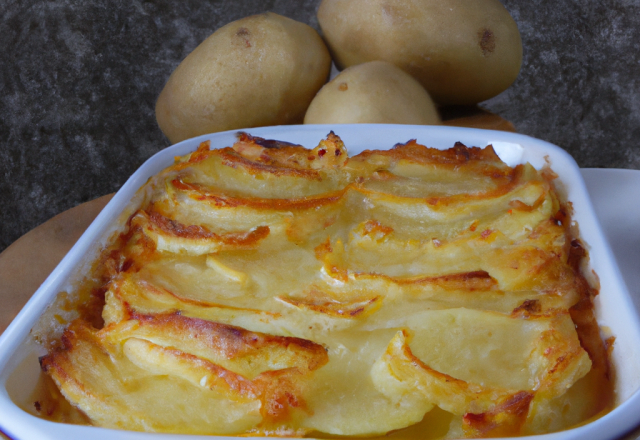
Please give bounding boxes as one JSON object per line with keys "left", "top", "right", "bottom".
{"left": 39, "top": 132, "right": 613, "bottom": 437}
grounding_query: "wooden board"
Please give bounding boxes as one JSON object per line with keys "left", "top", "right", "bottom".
{"left": 0, "top": 194, "right": 113, "bottom": 335}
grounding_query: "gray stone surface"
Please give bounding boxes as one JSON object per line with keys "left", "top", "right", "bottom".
{"left": 484, "top": 0, "right": 640, "bottom": 169}
{"left": 1, "top": 0, "right": 639, "bottom": 252}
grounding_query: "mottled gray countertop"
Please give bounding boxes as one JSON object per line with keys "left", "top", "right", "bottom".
{"left": 1, "top": 0, "right": 639, "bottom": 252}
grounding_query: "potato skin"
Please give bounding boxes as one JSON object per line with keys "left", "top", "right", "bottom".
{"left": 156, "top": 12, "right": 331, "bottom": 144}
{"left": 304, "top": 61, "right": 440, "bottom": 125}
{"left": 317, "top": 0, "right": 522, "bottom": 105}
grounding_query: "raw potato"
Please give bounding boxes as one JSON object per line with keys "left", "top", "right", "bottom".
{"left": 156, "top": 12, "right": 331, "bottom": 144}
{"left": 304, "top": 61, "right": 440, "bottom": 125}
{"left": 317, "top": 0, "right": 522, "bottom": 105}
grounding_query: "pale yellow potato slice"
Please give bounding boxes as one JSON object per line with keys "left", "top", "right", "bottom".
{"left": 316, "top": 211, "right": 576, "bottom": 293}
{"left": 370, "top": 309, "right": 591, "bottom": 435}
{"left": 40, "top": 320, "right": 263, "bottom": 434}
{"left": 101, "top": 313, "right": 327, "bottom": 380}
{"left": 123, "top": 338, "right": 258, "bottom": 400}
{"left": 102, "top": 275, "right": 277, "bottom": 329}
{"left": 40, "top": 134, "right": 612, "bottom": 437}
{"left": 132, "top": 209, "right": 270, "bottom": 255}
{"left": 177, "top": 135, "right": 351, "bottom": 199}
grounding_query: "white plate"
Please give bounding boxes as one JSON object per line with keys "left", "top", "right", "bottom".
{"left": 1, "top": 124, "right": 639, "bottom": 440}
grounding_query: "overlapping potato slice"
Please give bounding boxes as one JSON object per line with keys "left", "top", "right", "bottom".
{"left": 146, "top": 134, "right": 352, "bottom": 240}
{"left": 301, "top": 327, "right": 429, "bottom": 435}
{"left": 175, "top": 132, "right": 351, "bottom": 199}
{"left": 40, "top": 133, "right": 613, "bottom": 438}
{"left": 371, "top": 308, "right": 592, "bottom": 436}
{"left": 347, "top": 142, "right": 556, "bottom": 242}
{"left": 102, "top": 274, "right": 279, "bottom": 330}
{"left": 316, "top": 212, "right": 578, "bottom": 294}
{"left": 275, "top": 287, "right": 383, "bottom": 332}
{"left": 346, "top": 140, "right": 512, "bottom": 179}
{"left": 132, "top": 209, "right": 270, "bottom": 255}
{"left": 102, "top": 313, "right": 328, "bottom": 379}
{"left": 353, "top": 174, "right": 555, "bottom": 241}
{"left": 153, "top": 172, "right": 349, "bottom": 244}
{"left": 41, "top": 313, "right": 328, "bottom": 434}
{"left": 277, "top": 289, "right": 381, "bottom": 319}
{"left": 375, "top": 310, "right": 591, "bottom": 395}
{"left": 39, "top": 319, "right": 262, "bottom": 434}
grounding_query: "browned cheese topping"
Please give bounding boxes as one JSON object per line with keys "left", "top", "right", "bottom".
{"left": 39, "top": 132, "right": 613, "bottom": 437}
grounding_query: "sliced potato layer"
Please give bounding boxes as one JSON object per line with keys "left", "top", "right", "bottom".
{"left": 41, "top": 133, "right": 613, "bottom": 437}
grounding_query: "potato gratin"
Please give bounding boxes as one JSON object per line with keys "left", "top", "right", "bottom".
{"left": 38, "top": 133, "right": 613, "bottom": 438}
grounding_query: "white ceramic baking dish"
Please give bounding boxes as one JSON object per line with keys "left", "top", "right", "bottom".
{"left": 1, "top": 124, "right": 639, "bottom": 440}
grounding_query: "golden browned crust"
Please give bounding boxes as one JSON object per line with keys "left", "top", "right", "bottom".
{"left": 38, "top": 133, "right": 613, "bottom": 437}
{"left": 171, "top": 178, "right": 347, "bottom": 210}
